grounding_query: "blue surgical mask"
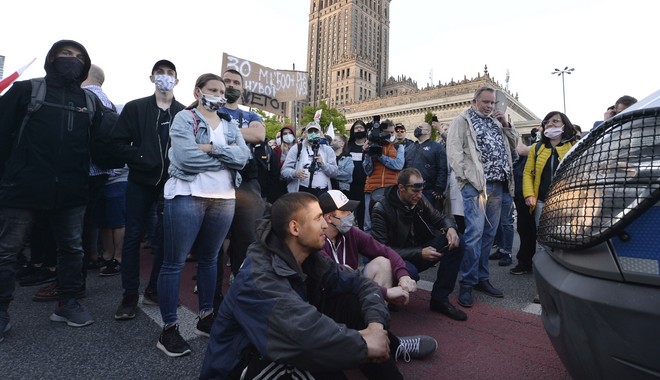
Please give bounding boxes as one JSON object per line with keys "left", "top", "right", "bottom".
{"left": 283, "top": 134, "right": 295, "bottom": 144}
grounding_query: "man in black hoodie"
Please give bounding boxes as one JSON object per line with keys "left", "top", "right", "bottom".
{"left": 0, "top": 40, "right": 102, "bottom": 340}
{"left": 108, "top": 60, "right": 185, "bottom": 320}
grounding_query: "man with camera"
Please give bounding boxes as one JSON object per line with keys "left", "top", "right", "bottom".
{"left": 362, "top": 118, "right": 405, "bottom": 232}
{"left": 281, "top": 122, "right": 338, "bottom": 196}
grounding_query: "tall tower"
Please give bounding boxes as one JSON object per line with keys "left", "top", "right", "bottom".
{"left": 307, "top": 0, "right": 391, "bottom": 107}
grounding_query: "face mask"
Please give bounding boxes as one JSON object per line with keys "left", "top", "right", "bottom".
{"left": 53, "top": 57, "right": 85, "bottom": 81}
{"left": 354, "top": 131, "right": 367, "bottom": 139}
{"left": 308, "top": 132, "right": 320, "bottom": 141}
{"left": 225, "top": 88, "right": 242, "bottom": 103}
{"left": 389, "top": 134, "right": 396, "bottom": 143}
{"left": 332, "top": 213, "right": 355, "bottom": 235}
{"left": 283, "top": 134, "right": 295, "bottom": 144}
{"left": 331, "top": 141, "right": 342, "bottom": 150}
{"left": 154, "top": 74, "right": 176, "bottom": 93}
{"left": 413, "top": 128, "right": 424, "bottom": 138}
{"left": 200, "top": 92, "right": 227, "bottom": 111}
{"left": 275, "top": 137, "right": 282, "bottom": 146}
{"left": 544, "top": 128, "right": 564, "bottom": 139}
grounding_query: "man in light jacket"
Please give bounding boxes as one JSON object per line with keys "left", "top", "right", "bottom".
{"left": 446, "top": 86, "right": 519, "bottom": 308}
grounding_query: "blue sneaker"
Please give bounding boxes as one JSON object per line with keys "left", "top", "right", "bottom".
{"left": 50, "top": 299, "right": 94, "bottom": 327}
{"left": 457, "top": 286, "right": 473, "bottom": 308}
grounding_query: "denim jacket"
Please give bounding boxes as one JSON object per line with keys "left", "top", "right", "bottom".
{"left": 168, "top": 109, "right": 249, "bottom": 188}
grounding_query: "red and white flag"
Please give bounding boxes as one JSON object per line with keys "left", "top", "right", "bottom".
{"left": 0, "top": 58, "right": 36, "bottom": 93}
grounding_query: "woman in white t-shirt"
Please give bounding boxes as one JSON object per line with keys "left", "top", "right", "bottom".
{"left": 156, "top": 73, "right": 249, "bottom": 357}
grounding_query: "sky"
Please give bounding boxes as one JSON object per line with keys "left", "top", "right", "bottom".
{"left": 1, "top": 0, "right": 657, "bottom": 131}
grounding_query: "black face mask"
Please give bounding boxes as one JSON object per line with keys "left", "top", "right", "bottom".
{"left": 414, "top": 128, "right": 424, "bottom": 138}
{"left": 354, "top": 131, "right": 367, "bottom": 139}
{"left": 225, "top": 88, "right": 242, "bottom": 103}
{"left": 53, "top": 57, "right": 85, "bottom": 81}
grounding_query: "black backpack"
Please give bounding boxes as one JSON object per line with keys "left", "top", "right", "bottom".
{"left": 16, "top": 78, "right": 97, "bottom": 145}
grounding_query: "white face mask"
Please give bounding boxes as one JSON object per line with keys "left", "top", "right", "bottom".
{"left": 389, "top": 134, "right": 396, "bottom": 143}
{"left": 154, "top": 74, "right": 176, "bottom": 93}
{"left": 544, "top": 128, "right": 564, "bottom": 139}
{"left": 283, "top": 134, "right": 295, "bottom": 144}
{"left": 275, "top": 137, "right": 282, "bottom": 146}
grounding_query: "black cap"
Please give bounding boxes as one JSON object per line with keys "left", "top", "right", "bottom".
{"left": 152, "top": 59, "right": 176, "bottom": 75}
{"left": 395, "top": 123, "right": 406, "bottom": 131}
{"left": 318, "top": 190, "right": 360, "bottom": 214}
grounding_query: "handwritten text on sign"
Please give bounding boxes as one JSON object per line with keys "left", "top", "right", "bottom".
{"left": 222, "top": 53, "right": 308, "bottom": 101}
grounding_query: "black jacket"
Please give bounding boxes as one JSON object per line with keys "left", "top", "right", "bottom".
{"left": 404, "top": 139, "right": 448, "bottom": 193}
{"left": 370, "top": 185, "right": 457, "bottom": 268}
{"left": 108, "top": 94, "right": 185, "bottom": 186}
{"left": 0, "top": 40, "right": 102, "bottom": 209}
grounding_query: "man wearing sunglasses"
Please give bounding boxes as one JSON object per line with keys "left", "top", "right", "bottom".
{"left": 370, "top": 168, "right": 467, "bottom": 321}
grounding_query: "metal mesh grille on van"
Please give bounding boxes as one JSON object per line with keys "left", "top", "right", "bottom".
{"left": 537, "top": 108, "right": 660, "bottom": 250}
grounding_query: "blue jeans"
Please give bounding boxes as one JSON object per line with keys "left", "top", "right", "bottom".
{"left": 404, "top": 234, "right": 465, "bottom": 302}
{"left": 0, "top": 206, "right": 85, "bottom": 308}
{"left": 120, "top": 179, "right": 163, "bottom": 296}
{"left": 495, "top": 191, "right": 514, "bottom": 255}
{"left": 459, "top": 181, "right": 503, "bottom": 287}
{"left": 159, "top": 196, "right": 235, "bottom": 325}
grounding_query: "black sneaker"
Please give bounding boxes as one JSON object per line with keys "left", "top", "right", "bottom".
{"left": 16, "top": 263, "right": 41, "bottom": 281}
{"left": 488, "top": 250, "right": 506, "bottom": 260}
{"left": 157, "top": 325, "right": 191, "bottom": 357}
{"left": 498, "top": 254, "right": 512, "bottom": 267}
{"left": 87, "top": 258, "right": 107, "bottom": 270}
{"left": 510, "top": 265, "right": 533, "bottom": 275}
{"left": 18, "top": 267, "right": 56, "bottom": 287}
{"left": 99, "top": 259, "right": 120, "bottom": 277}
{"left": 194, "top": 313, "right": 215, "bottom": 337}
{"left": 395, "top": 335, "right": 437, "bottom": 362}
{"left": 114, "top": 295, "right": 139, "bottom": 320}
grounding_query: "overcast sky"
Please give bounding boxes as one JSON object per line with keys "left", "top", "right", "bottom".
{"left": 1, "top": 0, "right": 657, "bottom": 130}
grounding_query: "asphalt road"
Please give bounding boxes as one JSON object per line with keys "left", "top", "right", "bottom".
{"left": 0, "top": 233, "right": 565, "bottom": 379}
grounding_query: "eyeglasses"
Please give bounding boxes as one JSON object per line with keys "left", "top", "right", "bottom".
{"left": 542, "top": 118, "right": 562, "bottom": 127}
{"left": 403, "top": 182, "right": 425, "bottom": 190}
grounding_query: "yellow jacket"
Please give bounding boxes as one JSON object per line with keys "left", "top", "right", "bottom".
{"left": 522, "top": 141, "right": 575, "bottom": 205}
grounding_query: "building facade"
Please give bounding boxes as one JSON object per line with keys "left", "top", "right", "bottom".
{"left": 345, "top": 69, "right": 540, "bottom": 138}
{"left": 307, "top": 0, "right": 391, "bottom": 107}
{"left": 306, "top": 1, "right": 541, "bottom": 136}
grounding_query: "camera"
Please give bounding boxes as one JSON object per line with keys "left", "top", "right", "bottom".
{"left": 367, "top": 115, "right": 390, "bottom": 156}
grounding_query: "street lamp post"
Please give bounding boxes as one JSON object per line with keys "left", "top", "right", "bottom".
{"left": 551, "top": 67, "right": 575, "bottom": 114}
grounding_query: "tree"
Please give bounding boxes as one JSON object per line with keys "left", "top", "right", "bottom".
{"left": 425, "top": 110, "right": 438, "bottom": 141}
{"left": 301, "top": 100, "right": 347, "bottom": 137}
{"left": 253, "top": 109, "right": 289, "bottom": 140}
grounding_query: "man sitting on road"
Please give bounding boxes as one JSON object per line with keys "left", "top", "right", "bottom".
{"left": 371, "top": 168, "right": 467, "bottom": 321}
{"left": 318, "top": 190, "right": 417, "bottom": 309}
{"left": 200, "top": 192, "right": 436, "bottom": 379}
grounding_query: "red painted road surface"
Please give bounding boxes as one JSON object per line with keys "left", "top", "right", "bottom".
{"left": 140, "top": 249, "right": 570, "bottom": 380}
